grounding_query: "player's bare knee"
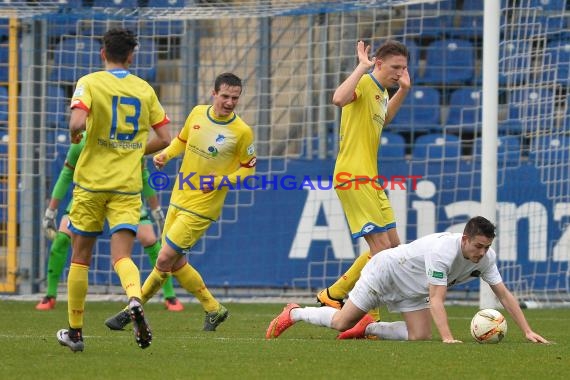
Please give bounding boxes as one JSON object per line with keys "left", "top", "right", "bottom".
{"left": 330, "top": 315, "right": 357, "bottom": 332}
{"left": 155, "top": 255, "right": 173, "bottom": 271}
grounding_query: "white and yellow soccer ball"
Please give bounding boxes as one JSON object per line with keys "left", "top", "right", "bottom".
{"left": 470, "top": 308, "right": 508, "bottom": 344}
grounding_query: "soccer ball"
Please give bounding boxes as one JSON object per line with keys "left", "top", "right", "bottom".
{"left": 470, "top": 309, "right": 507, "bottom": 344}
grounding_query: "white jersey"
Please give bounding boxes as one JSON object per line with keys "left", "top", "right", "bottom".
{"left": 365, "top": 232, "right": 503, "bottom": 303}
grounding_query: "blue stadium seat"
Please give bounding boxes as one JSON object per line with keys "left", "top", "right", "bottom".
{"left": 389, "top": 86, "right": 441, "bottom": 133}
{"left": 0, "top": 86, "right": 7, "bottom": 123}
{"left": 50, "top": 36, "right": 102, "bottom": 83}
{"left": 403, "top": 0, "right": 455, "bottom": 38}
{"left": 529, "top": 135, "right": 570, "bottom": 165}
{"left": 0, "top": 44, "right": 8, "bottom": 84}
{"left": 498, "top": 119, "right": 524, "bottom": 135}
{"left": 46, "top": 85, "right": 68, "bottom": 128}
{"left": 497, "top": 41, "right": 533, "bottom": 86}
{"left": 138, "top": 1, "right": 185, "bottom": 36}
{"left": 0, "top": 18, "right": 8, "bottom": 39}
{"left": 473, "top": 135, "right": 521, "bottom": 165}
{"left": 531, "top": 0, "right": 567, "bottom": 35}
{"left": 131, "top": 35, "right": 157, "bottom": 82}
{"left": 146, "top": 0, "right": 185, "bottom": 6}
{"left": 92, "top": 0, "right": 138, "bottom": 7}
{"left": 543, "top": 39, "right": 570, "bottom": 86}
{"left": 379, "top": 131, "right": 406, "bottom": 161}
{"left": 412, "top": 133, "right": 461, "bottom": 160}
{"left": 75, "top": 17, "right": 110, "bottom": 38}
{"left": 444, "top": 88, "right": 482, "bottom": 133}
{"left": 450, "top": 0, "right": 509, "bottom": 40}
{"left": 45, "top": 12, "right": 82, "bottom": 40}
{"left": 507, "top": 88, "right": 556, "bottom": 122}
{"left": 404, "top": 38, "right": 420, "bottom": 82}
{"left": 418, "top": 38, "right": 475, "bottom": 86}
{"left": 450, "top": 0, "right": 484, "bottom": 39}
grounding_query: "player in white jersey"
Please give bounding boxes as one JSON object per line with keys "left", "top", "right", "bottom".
{"left": 267, "top": 216, "right": 549, "bottom": 344}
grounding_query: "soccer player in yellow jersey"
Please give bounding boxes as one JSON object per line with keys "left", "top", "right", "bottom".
{"left": 317, "top": 40, "right": 411, "bottom": 318}
{"left": 56, "top": 28, "right": 171, "bottom": 352}
{"left": 105, "top": 72, "right": 256, "bottom": 332}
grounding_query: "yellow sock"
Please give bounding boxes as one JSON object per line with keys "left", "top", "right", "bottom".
{"left": 67, "top": 263, "right": 89, "bottom": 329}
{"left": 173, "top": 263, "right": 219, "bottom": 313}
{"left": 367, "top": 308, "right": 381, "bottom": 321}
{"left": 113, "top": 258, "right": 142, "bottom": 301}
{"left": 328, "top": 251, "right": 371, "bottom": 300}
{"left": 141, "top": 267, "right": 170, "bottom": 304}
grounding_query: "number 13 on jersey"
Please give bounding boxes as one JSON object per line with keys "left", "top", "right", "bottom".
{"left": 110, "top": 96, "right": 141, "bottom": 141}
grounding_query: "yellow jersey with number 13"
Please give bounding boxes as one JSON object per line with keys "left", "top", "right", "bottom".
{"left": 333, "top": 73, "right": 388, "bottom": 185}
{"left": 70, "top": 69, "right": 169, "bottom": 194}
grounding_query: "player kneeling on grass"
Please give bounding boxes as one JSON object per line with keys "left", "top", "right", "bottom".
{"left": 266, "top": 216, "right": 549, "bottom": 344}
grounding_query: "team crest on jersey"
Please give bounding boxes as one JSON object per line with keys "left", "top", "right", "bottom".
{"left": 215, "top": 134, "right": 226, "bottom": 145}
{"left": 208, "top": 146, "right": 219, "bottom": 157}
{"left": 247, "top": 144, "right": 255, "bottom": 155}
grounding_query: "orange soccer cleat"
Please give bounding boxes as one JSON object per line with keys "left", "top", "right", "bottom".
{"left": 164, "top": 297, "right": 184, "bottom": 312}
{"left": 266, "top": 303, "right": 300, "bottom": 339}
{"left": 337, "top": 314, "right": 375, "bottom": 340}
{"left": 36, "top": 296, "right": 56, "bottom": 311}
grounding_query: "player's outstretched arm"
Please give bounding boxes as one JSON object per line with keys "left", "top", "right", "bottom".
{"left": 429, "top": 284, "right": 462, "bottom": 343}
{"left": 491, "top": 282, "right": 549, "bottom": 344}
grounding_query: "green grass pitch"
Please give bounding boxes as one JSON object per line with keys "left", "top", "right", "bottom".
{"left": 0, "top": 300, "right": 568, "bottom": 379}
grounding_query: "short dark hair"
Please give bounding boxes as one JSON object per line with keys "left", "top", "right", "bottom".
{"left": 464, "top": 216, "right": 496, "bottom": 239}
{"left": 374, "top": 40, "right": 409, "bottom": 61}
{"left": 214, "top": 72, "right": 242, "bottom": 92}
{"left": 103, "top": 28, "right": 138, "bottom": 64}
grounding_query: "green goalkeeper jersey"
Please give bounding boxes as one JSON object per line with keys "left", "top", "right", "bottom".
{"left": 50, "top": 133, "right": 156, "bottom": 210}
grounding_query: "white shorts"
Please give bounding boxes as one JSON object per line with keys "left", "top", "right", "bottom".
{"left": 348, "top": 254, "right": 431, "bottom": 313}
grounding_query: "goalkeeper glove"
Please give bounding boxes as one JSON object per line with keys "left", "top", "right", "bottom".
{"left": 42, "top": 208, "right": 58, "bottom": 240}
{"left": 151, "top": 207, "right": 165, "bottom": 235}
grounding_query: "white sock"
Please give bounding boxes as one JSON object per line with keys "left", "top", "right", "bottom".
{"left": 290, "top": 306, "right": 337, "bottom": 327}
{"left": 365, "top": 321, "right": 408, "bottom": 340}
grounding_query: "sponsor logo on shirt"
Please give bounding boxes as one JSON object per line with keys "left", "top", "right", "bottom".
{"left": 430, "top": 269, "right": 444, "bottom": 279}
{"left": 73, "top": 84, "right": 85, "bottom": 97}
{"left": 216, "top": 134, "right": 226, "bottom": 145}
{"left": 207, "top": 146, "right": 218, "bottom": 157}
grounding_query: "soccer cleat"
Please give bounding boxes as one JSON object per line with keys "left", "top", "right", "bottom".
{"left": 265, "top": 303, "right": 300, "bottom": 339}
{"left": 56, "top": 328, "right": 84, "bottom": 352}
{"left": 35, "top": 296, "right": 56, "bottom": 310}
{"left": 336, "top": 314, "right": 375, "bottom": 340}
{"left": 165, "top": 297, "right": 184, "bottom": 312}
{"left": 129, "top": 301, "right": 152, "bottom": 349}
{"left": 316, "top": 288, "right": 345, "bottom": 309}
{"left": 104, "top": 309, "right": 131, "bottom": 331}
{"left": 203, "top": 304, "right": 229, "bottom": 331}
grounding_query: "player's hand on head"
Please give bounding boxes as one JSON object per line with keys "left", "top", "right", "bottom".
{"left": 399, "top": 67, "right": 411, "bottom": 90}
{"left": 357, "top": 40, "right": 376, "bottom": 69}
{"left": 42, "top": 208, "right": 57, "bottom": 240}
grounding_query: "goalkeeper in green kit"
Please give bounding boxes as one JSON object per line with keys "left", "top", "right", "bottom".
{"left": 37, "top": 132, "right": 184, "bottom": 312}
